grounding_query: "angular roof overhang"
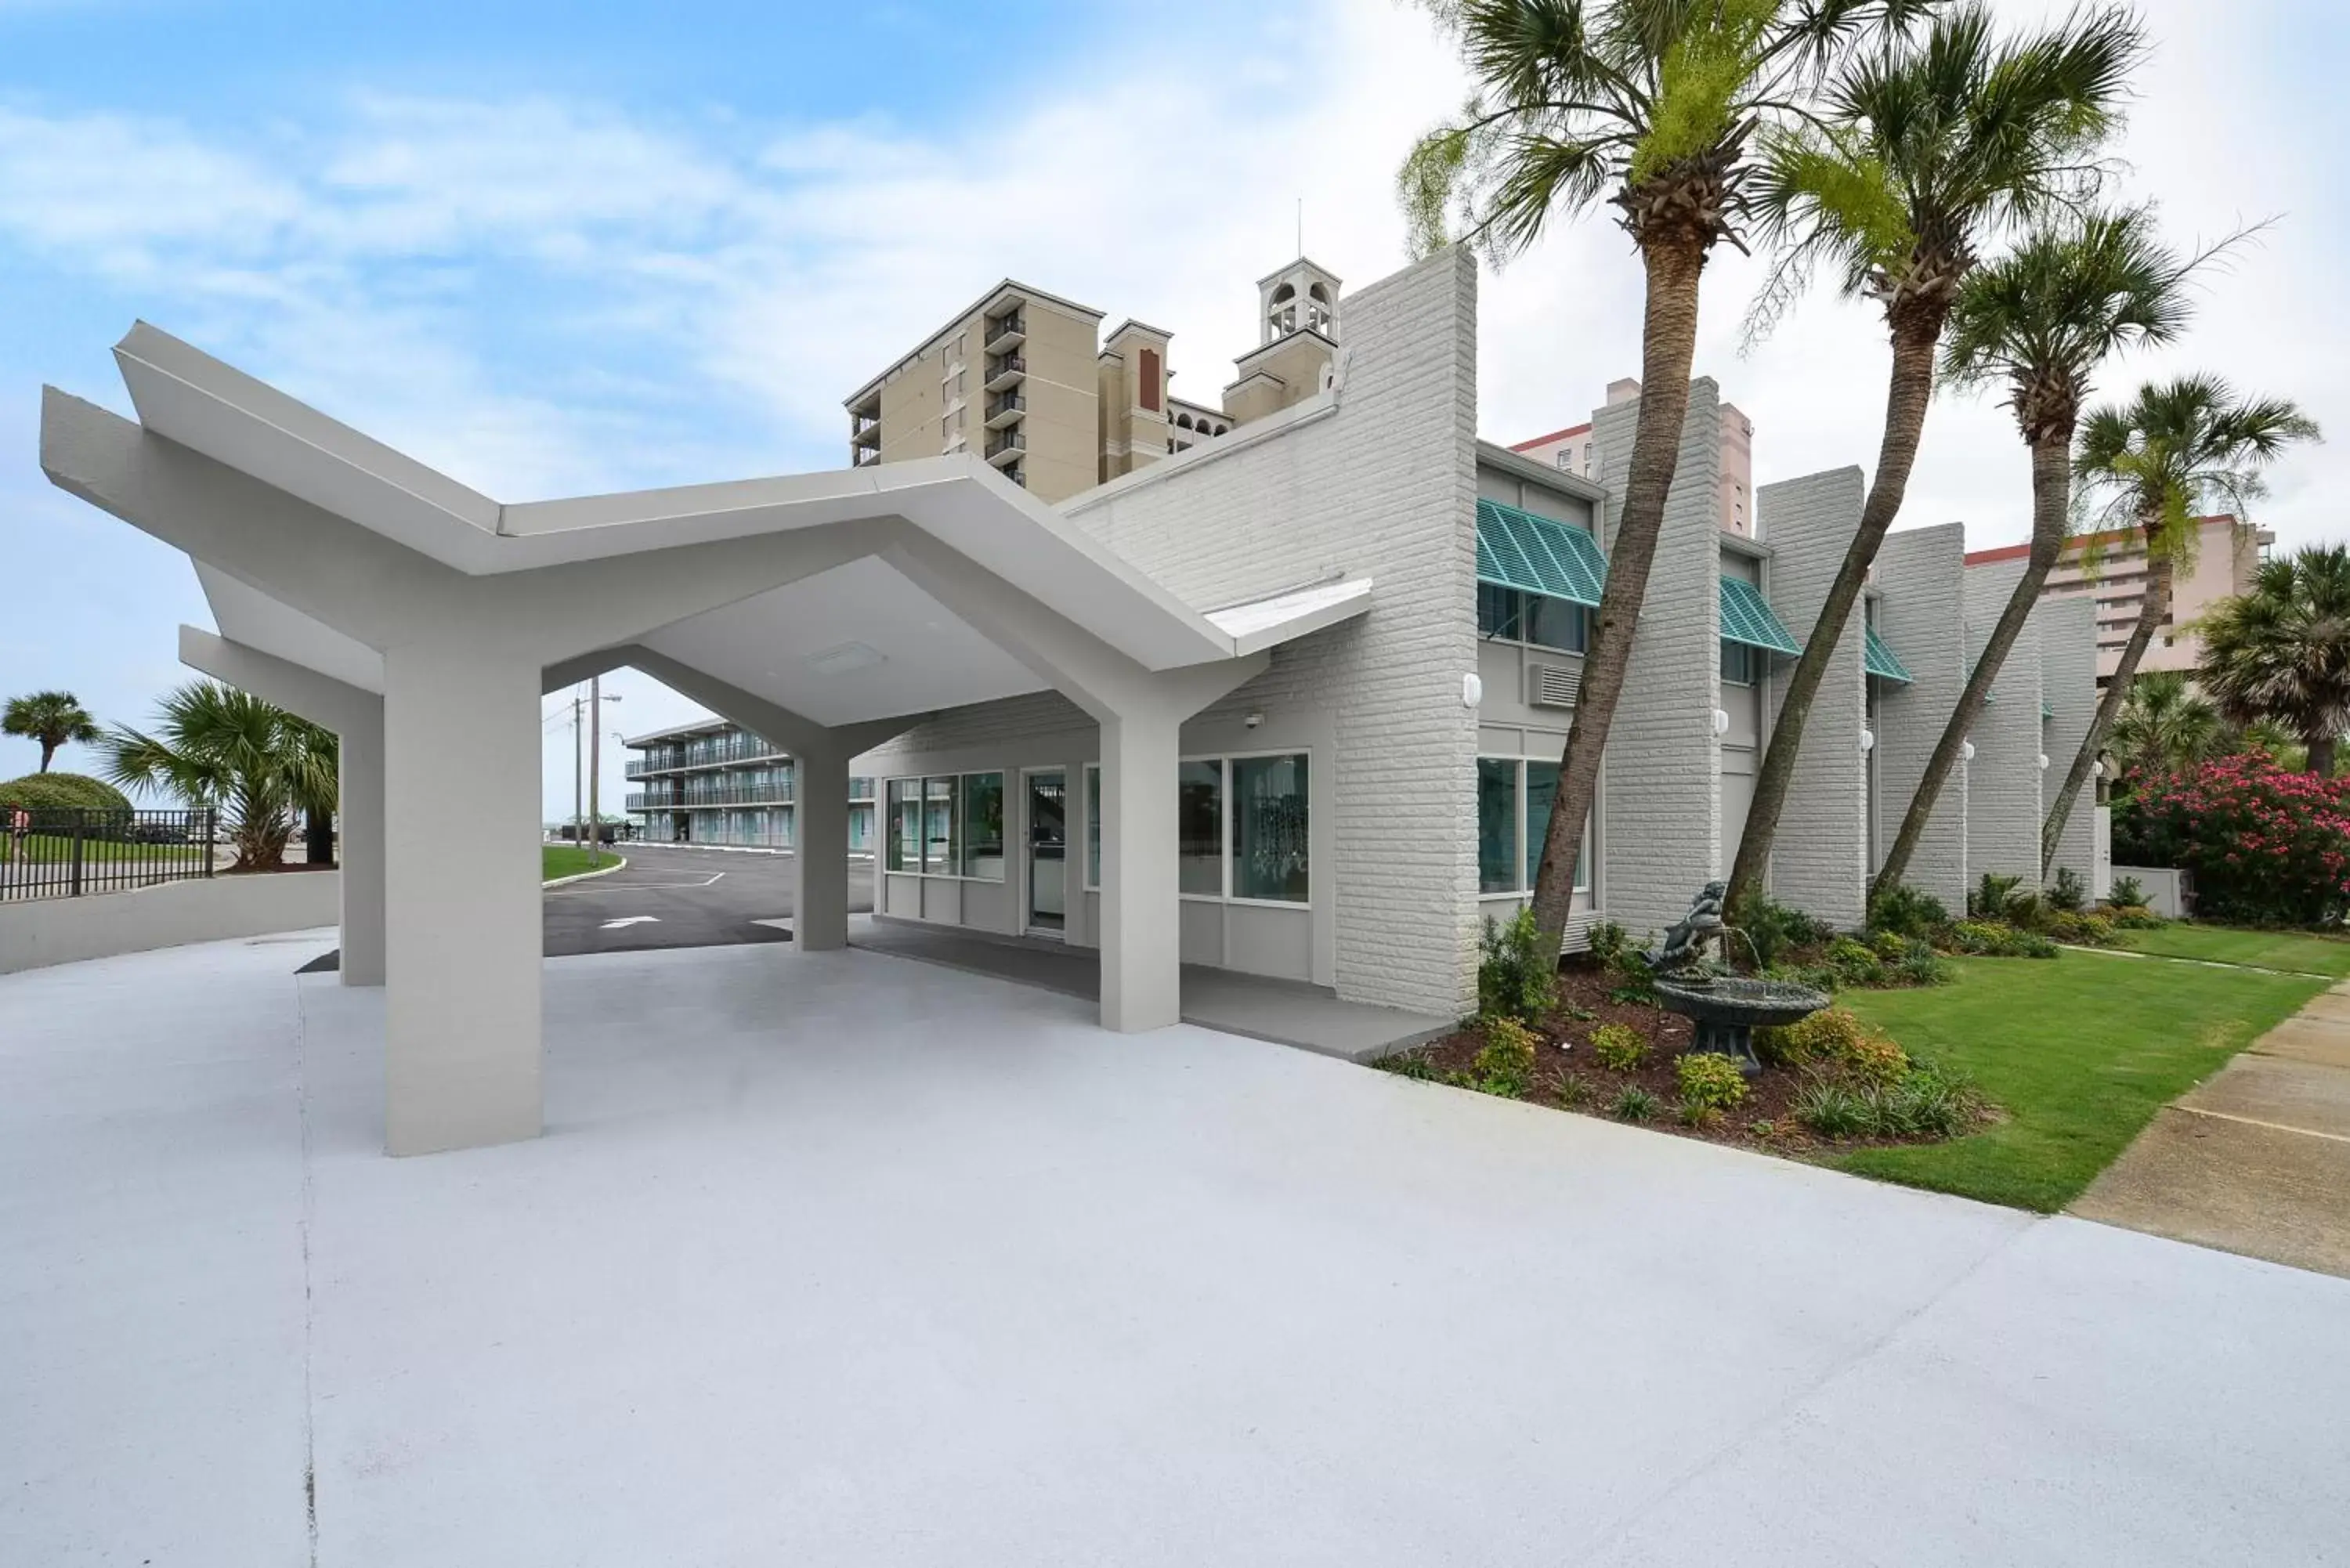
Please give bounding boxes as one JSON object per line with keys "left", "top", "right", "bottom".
{"left": 73, "top": 323, "right": 1375, "bottom": 729}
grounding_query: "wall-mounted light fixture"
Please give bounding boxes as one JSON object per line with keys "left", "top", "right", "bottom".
{"left": 1462, "top": 673, "right": 1483, "bottom": 709}
{"left": 1244, "top": 710, "right": 1264, "bottom": 730}
{"left": 2037, "top": 753, "right": 2051, "bottom": 771}
{"left": 1961, "top": 740, "right": 1976, "bottom": 763}
{"left": 1712, "top": 708, "right": 1731, "bottom": 737}
{"left": 1860, "top": 728, "right": 1876, "bottom": 753}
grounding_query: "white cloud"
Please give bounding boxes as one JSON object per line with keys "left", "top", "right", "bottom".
{"left": 0, "top": 0, "right": 2340, "bottom": 811}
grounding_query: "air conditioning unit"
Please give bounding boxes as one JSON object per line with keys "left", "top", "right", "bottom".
{"left": 1531, "top": 663, "right": 1582, "bottom": 709}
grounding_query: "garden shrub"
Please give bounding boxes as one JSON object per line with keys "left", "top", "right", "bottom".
{"left": 1839, "top": 1029, "right": 1911, "bottom": 1089}
{"left": 1379, "top": 1051, "right": 1441, "bottom": 1082}
{"left": 1755, "top": 1006, "right": 1908, "bottom": 1084}
{"left": 1892, "top": 940, "right": 1955, "bottom": 988}
{"left": 1611, "top": 1086, "right": 1659, "bottom": 1123}
{"left": 1473, "top": 1015, "right": 1538, "bottom": 1097}
{"left": 2108, "top": 873, "right": 2148, "bottom": 909}
{"left": 1870, "top": 928, "right": 1911, "bottom": 963}
{"left": 2116, "top": 753, "right": 2350, "bottom": 926}
{"left": 2039, "top": 910, "right": 2117, "bottom": 947}
{"left": 1867, "top": 882, "right": 1950, "bottom": 942}
{"left": 1604, "top": 945, "right": 1658, "bottom": 1005}
{"left": 1676, "top": 1052, "right": 1748, "bottom": 1124}
{"left": 1556, "top": 1073, "right": 1595, "bottom": 1109}
{"left": 1585, "top": 920, "right": 1629, "bottom": 968}
{"left": 1793, "top": 1079, "right": 1871, "bottom": 1139}
{"left": 0, "top": 772, "right": 132, "bottom": 815}
{"left": 1728, "top": 892, "right": 1835, "bottom": 969}
{"left": 2048, "top": 866, "right": 2088, "bottom": 913}
{"left": 1477, "top": 909, "right": 1557, "bottom": 1024}
{"left": 1589, "top": 1022, "right": 1647, "bottom": 1073}
{"left": 1824, "top": 935, "right": 1885, "bottom": 988}
{"left": 2110, "top": 904, "right": 2164, "bottom": 930}
{"left": 1944, "top": 919, "right": 2059, "bottom": 959}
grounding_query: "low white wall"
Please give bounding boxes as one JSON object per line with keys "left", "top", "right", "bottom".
{"left": 2110, "top": 865, "right": 2187, "bottom": 920}
{"left": 0, "top": 871, "right": 341, "bottom": 975}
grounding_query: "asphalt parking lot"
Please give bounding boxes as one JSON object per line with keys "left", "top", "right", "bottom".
{"left": 543, "top": 844, "right": 876, "bottom": 956}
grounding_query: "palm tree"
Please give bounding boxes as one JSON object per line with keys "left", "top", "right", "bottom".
{"left": 1723, "top": 0, "right": 2144, "bottom": 912}
{"left": 2105, "top": 670, "right": 2220, "bottom": 779}
{"left": 2, "top": 690, "right": 102, "bottom": 774}
{"left": 2041, "top": 378, "right": 2318, "bottom": 866}
{"left": 1871, "top": 205, "right": 2213, "bottom": 903}
{"left": 1399, "top": 0, "right": 1933, "bottom": 942}
{"left": 2199, "top": 544, "right": 2350, "bottom": 776}
{"left": 101, "top": 681, "right": 338, "bottom": 871}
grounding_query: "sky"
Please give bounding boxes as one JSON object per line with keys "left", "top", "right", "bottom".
{"left": 1, "top": 0, "right": 2343, "bottom": 818}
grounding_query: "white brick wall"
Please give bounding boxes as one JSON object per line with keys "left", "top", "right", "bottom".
{"left": 1592, "top": 379, "right": 1723, "bottom": 939}
{"left": 2036, "top": 594, "right": 2100, "bottom": 889}
{"left": 1057, "top": 247, "right": 1482, "bottom": 1016}
{"left": 1874, "top": 525, "right": 1969, "bottom": 912}
{"left": 1759, "top": 467, "right": 1867, "bottom": 928}
{"left": 1963, "top": 558, "right": 2043, "bottom": 887}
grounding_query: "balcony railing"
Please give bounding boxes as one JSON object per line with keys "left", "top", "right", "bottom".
{"left": 629, "top": 783, "right": 795, "bottom": 810}
{"left": 627, "top": 735, "right": 788, "bottom": 775}
{"left": 851, "top": 417, "right": 880, "bottom": 445}
{"left": 983, "top": 355, "right": 1025, "bottom": 392}
{"left": 984, "top": 313, "right": 1025, "bottom": 352}
{"left": 984, "top": 392, "right": 1025, "bottom": 427}
{"left": 985, "top": 430, "right": 1026, "bottom": 464}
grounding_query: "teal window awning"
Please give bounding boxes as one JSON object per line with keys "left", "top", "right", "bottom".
{"left": 2042, "top": 698, "right": 2055, "bottom": 721}
{"left": 1719, "top": 576, "right": 1799, "bottom": 656}
{"left": 1864, "top": 623, "right": 1913, "bottom": 685}
{"left": 1477, "top": 498, "right": 1606, "bottom": 607}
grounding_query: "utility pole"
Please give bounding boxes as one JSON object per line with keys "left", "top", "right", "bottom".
{"left": 588, "top": 676, "right": 602, "bottom": 869}
{"left": 572, "top": 692, "right": 585, "bottom": 854}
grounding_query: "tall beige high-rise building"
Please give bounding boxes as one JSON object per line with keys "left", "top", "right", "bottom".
{"left": 1966, "top": 515, "right": 2273, "bottom": 684}
{"left": 844, "top": 259, "right": 1343, "bottom": 504}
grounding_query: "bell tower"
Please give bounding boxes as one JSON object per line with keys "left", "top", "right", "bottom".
{"left": 1224, "top": 258, "right": 1343, "bottom": 426}
{"left": 1259, "top": 258, "right": 1341, "bottom": 345}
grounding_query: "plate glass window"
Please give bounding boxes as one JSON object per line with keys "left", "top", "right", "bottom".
{"left": 922, "top": 777, "right": 958, "bottom": 873}
{"left": 886, "top": 779, "right": 916, "bottom": 873}
{"left": 1231, "top": 754, "right": 1309, "bottom": 902}
{"left": 960, "top": 772, "right": 1005, "bottom": 880}
{"left": 1177, "top": 761, "right": 1222, "bottom": 895}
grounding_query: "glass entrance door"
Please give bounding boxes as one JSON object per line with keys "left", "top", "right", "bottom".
{"left": 1027, "top": 771, "right": 1067, "bottom": 934}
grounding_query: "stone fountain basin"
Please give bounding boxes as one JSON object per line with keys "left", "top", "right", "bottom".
{"left": 1650, "top": 975, "right": 1831, "bottom": 1029}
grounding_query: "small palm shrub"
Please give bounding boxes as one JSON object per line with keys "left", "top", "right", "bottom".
{"left": 2048, "top": 866, "right": 2088, "bottom": 912}
{"left": 1556, "top": 1072, "right": 1595, "bottom": 1109}
{"left": 1867, "top": 883, "right": 1950, "bottom": 942}
{"left": 1676, "top": 1053, "right": 1748, "bottom": 1125}
{"left": 1478, "top": 909, "right": 1556, "bottom": 1024}
{"left": 1728, "top": 892, "right": 1836, "bottom": 969}
{"left": 1473, "top": 1015, "right": 1538, "bottom": 1097}
{"left": 1893, "top": 941, "right": 1955, "bottom": 987}
{"left": 1589, "top": 1023, "right": 1648, "bottom": 1073}
{"left": 1611, "top": 1086, "right": 1659, "bottom": 1123}
{"left": 2109, "top": 874, "right": 2148, "bottom": 909}
{"left": 1969, "top": 872, "right": 2026, "bottom": 920}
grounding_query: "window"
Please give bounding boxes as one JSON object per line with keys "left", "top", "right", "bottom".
{"left": 1556, "top": 450, "right": 1572, "bottom": 471}
{"left": 1477, "top": 757, "right": 1517, "bottom": 894}
{"left": 1479, "top": 583, "right": 1587, "bottom": 653}
{"left": 1177, "top": 760, "right": 1222, "bottom": 894}
{"left": 922, "top": 776, "right": 957, "bottom": 873}
{"left": 887, "top": 779, "right": 916, "bottom": 873}
{"left": 1720, "top": 641, "right": 1760, "bottom": 686}
{"left": 1476, "top": 757, "right": 1590, "bottom": 895}
{"left": 1139, "top": 348, "right": 1162, "bottom": 411}
{"left": 1085, "top": 764, "right": 1102, "bottom": 889}
{"left": 849, "top": 803, "right": 873, "bottom": 854}
{"left": 1231, "top": 754, "right": 1309, "bottom": 902}
{"left": 960, "top": 772, "right": 1005, "bottom": 880}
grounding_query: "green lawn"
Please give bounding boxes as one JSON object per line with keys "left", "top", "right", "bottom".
{"left": 2112, "top": 923, "right": 2350, "bottom": 978}
{"left": 0, "top": 833, "right": 208, "bottom": 865}
{"left": 1835, "top": 952, "right": 2326, "bottom": 1212}
{"left": 542, "top": 844, "right": 624, "bottom": 881}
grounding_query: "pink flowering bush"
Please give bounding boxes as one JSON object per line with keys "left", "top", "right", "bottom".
{"left": 2115, "top": 754, "right": 2350, "bottom": 926}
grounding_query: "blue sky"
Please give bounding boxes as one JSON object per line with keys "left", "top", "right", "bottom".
{"left": 2, "top": 0, "right": 2345, "bottom": 815}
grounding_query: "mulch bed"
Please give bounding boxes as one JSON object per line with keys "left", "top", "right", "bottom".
{"left": 1389, "top": 962, "right": 1912, "bottom": 1156}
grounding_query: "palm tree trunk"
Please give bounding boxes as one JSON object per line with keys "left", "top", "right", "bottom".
{"left": 1528, "top": 238, "right": 1708, "bottom": 941}
{"left": 38, "top": 741, "right": 56, "bottom": 773}
{"left": 1726, "top": 313, "right": 1942, "bottom": 912}
{"left": 1873, "top": 427, "right": 2073, "bottom": 904}
{"left": 2308, "top": 734, "right": 2337, "bottom": 778}
{"left": 2043, "top": 537, "right": 2167, "bottom": 873}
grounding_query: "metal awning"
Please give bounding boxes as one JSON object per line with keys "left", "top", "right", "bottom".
{"left": 1476, "top": 498, "right": 1605, "bottom": 607}
{"left": 1719, "top": 576, "right": 1799, "bottom": 656}
{"left": 1864, "top": 623, "right": 1913, "bottom": 685}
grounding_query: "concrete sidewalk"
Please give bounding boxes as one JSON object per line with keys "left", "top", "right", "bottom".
{"left": 2073, "top": 979, "right": 2350, "bottom": 1278}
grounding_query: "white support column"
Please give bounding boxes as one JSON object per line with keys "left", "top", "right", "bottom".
{"left": 381, "top": 641, "right": 542, "bottom": 1156}
{"left": 338, "top": 717, "right": 386, "bottom": 986}
{"left": 1099, "top": 706, "right": 1182, "bottom": 1033}
{"left": 792, "top": 749, "right": 851, "bottom": 952}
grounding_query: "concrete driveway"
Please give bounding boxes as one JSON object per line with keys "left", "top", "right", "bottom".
{"left": 4, "top": 935, "right": 2346, "bottom": 1566}
{"left": 543, "top": 844, "right": 875, "bottom": 956}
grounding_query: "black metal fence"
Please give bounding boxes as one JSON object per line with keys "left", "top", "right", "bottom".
{"left": 0, "top": 807, "right": 218, "bottom": 902}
